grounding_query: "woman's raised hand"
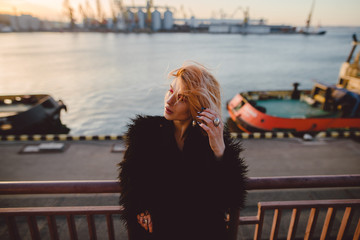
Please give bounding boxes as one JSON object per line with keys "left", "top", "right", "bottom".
{"left": 137, "top": 211, "right": 153, "bottom": 233}
{"left": 196, "top": 108, "right": 225, "bottom": 159}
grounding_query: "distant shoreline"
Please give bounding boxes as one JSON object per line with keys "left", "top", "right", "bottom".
{"left": 1, "top": 25, "right": 359, "bottom": 34}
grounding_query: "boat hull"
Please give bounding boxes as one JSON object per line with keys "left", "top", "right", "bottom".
{"left": 0, "top": 94, "right": 69, "bottom": 135}
{"left": 227, "top": 92, "right": 360, "bottom": 134}
{"left": 301, "top": 30, "right": 326, "bottom": 35}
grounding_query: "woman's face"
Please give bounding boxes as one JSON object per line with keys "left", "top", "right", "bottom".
{"left": 164, "top": 78, "right": 191, "bottom": 122}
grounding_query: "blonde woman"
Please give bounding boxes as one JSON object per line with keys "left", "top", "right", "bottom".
{"left": 118, "top": 62, "right": 247, "bottom": 240}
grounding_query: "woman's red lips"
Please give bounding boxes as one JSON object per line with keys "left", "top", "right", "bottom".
{"left": 165, "top": 107, "right": 173, "bottom": 114}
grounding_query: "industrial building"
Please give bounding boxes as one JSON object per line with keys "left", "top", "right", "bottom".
{"left": 0, "top": 1, "right": 298, "bottom": 34}
{"left": 0, "top": 14, "right": 64, "bottom": 32}
{"left": 112, "top": 0, "right": 174, "bottom": 32}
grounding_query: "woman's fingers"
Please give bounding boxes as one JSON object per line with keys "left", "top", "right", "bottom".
{"left": 197, "top": 109, "right": 222, "bottom": 128}
{"left": 143, "top": 214, "right": 153, "bottom": 233}
{"left": 197, "top": 108, "right": 225, "bottom": 158}
{"left": 137, "top": 215, "right": 140, "bottom": 226}
{"left": 137, "top": 212, "right": 153, "bottom": 233}
{"left": 137, "top": 214, "right": 144, "bottom": 227}
{"left": 144, "top": 217, "right": 149, "bottom": 231}
{"left": 145, "top": 210, "right": 153, "bottom": 233}
{"left": 148, "top": 218, "right": 153, "bottom": 233}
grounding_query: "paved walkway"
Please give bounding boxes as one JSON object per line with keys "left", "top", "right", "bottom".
{"left": 1, "top": 137, "right": 359, "bottom": 181}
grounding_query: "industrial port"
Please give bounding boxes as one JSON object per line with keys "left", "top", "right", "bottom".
{"left": 0, "top": 0, "right": 299, "bottom": 34}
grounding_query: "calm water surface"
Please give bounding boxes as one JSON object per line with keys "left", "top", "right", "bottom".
{"left": 0, "top": 27, "right": 359, "bottom": 135}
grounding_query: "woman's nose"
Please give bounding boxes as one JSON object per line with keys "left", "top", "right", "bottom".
{"left": 166, "top": 94, "right": 176, "bottom": 105}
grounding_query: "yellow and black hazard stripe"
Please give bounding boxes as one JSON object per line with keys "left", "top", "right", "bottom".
{"left": 1, "top": 131, "right": 358, "bottom": 142}
{"left": 230, "top": 132, "right": 294, "bottom": 139}
{"left": 0, "top": 133, "right": 294, "bottom": 141}
{"left": 316, "top": 131, "right": 360, "bottom": 138}
{"left": 0, "top": 134, "right": 124, "bottom": 142}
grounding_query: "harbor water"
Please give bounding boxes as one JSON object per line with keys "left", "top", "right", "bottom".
{"left": 1, "top": 27, "right": 359, "bottom": 135}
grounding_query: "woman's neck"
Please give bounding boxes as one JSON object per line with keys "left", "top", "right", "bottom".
{"left": 173, "top": 119, "right": 191, "bottom": 151}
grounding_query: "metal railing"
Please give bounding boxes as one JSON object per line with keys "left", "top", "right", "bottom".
{"left": 1, "top": 175, "right": 360, "bottom": 240}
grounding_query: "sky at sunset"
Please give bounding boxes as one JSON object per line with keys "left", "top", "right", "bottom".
{"left": 0, "top": 0, "right": 359, "bottom": 26}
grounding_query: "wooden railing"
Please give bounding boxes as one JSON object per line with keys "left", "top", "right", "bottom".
{"left": 1, "top": 175, "right": 359, "bottom": 194}
{"left": 1, "top": 175, "right": 360, "bottom": 240}
{"left": 2, "top": 206, "right": 122, "bottom": 240}
{"left": 247, "top": 199, "right": 360, "bottom": 240}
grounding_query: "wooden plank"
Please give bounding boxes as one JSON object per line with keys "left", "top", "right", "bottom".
{"left": 287, "top": 208, "right": 301, "bottom": 240}
{"left": 337, "top": 207, "right": 353, "bottom": 240}
{"left": 27, "top": 216, "right": 41, "bottom": 240}
{"left": 270, "top": 209, "right": 281, "bottom": 240}
{"left": 67, "top": 215, "right": 78, "bottom": 240}
{"left": 6, "top": 216, "right": 20, "bottom": 240}
{"left": 260, "top": 199, "right": 360, "bottom": 210}
{"left": 254, "top": 203, "right": 265, "bottom": 240}
{"left": 87, "top": 214, "right": 97, "bottom": 240}
{"left": 0, "top": 206, "right": 122, "bottom": 216}
{"left": 1, "top": 175, "right": 360, "bottom": 194}
{"left": 353, "top": 218, "right": 360, "bottom": 240}
{"left": 305, "top": 208, "right": 319, "bottom": 240}
{"left": 47, "top": 215, "right": 59, "bottom": 240}
{"left": 106, "top": 214, "right": 115, "bottom": 240}
{"left": 0, "top": 180, "right": 122, "bottom": 195}
{"left": 239, "top": 216, "right": 259, "bottom": 225}
{"left": 320, "top": 207, "right": 337, "bottom": 240}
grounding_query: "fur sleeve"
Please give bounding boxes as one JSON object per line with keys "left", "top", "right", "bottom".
{"left": 118, "top": 115, "right": 159, "bottom": 229}
{"left": 220, "top": 130, "right": 248, "bottom": 210}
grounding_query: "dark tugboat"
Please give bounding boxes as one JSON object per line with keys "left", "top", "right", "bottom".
{"left": 0, "top": 94, "right": 69, "bottom": 135}
{"left": 227, "top": 34, "right": 360, "bottom": 135}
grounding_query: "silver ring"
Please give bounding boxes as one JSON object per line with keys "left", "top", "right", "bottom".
{"left": 143, "top": 219, "right": 148, "bottom": 224}
{"left": 213, "top": 118, "right": 220, "bottom": 127}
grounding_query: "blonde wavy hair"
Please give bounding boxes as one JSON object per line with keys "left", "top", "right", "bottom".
{"left": 169, "top": 62, "right": 222, "bottom": 120}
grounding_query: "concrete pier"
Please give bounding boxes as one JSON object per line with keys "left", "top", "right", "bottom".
{"left": 1, "top": 137, "right": 359, "bottom": 181}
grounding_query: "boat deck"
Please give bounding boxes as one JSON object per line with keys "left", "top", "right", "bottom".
{"left": 256, "top": 99, "right": 341, "bottom": 118}
{"left": 0, "top": 104, "right": 33, "bottom": 118}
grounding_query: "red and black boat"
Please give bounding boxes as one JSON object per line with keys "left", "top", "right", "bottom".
{"left": 227, "top": 35, "right": 360, "bottom": 135}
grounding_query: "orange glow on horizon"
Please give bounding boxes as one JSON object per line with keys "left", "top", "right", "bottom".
{"left": 0, "top": 0, "right": 360, "bottom": 26}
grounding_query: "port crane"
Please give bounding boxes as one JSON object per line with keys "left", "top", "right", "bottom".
{"left": 62, "top": 0, "right": 76, "bottom": 29}
{"left": 96, "top": 0, "right": 105, "bottom": 24}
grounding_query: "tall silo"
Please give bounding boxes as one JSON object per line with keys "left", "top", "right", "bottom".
{"left": 127, "top": 10, "right": 135, "bottom": 30}
{"left": 163, "top": 8, "right": 173, "bottom": 31}
{"left": 151, "top": 9, "right": 161, "bottom": 32}
{"left": 137, "top": 9, "right": 145, "bottom": 29}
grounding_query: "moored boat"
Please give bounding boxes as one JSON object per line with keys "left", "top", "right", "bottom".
{"left": 0, "top": 94, "right": 69, "bottom": 135}
{"left": 297, "top": 0, "right": 326, "bottom": 36}
{"left": 227, "top": 35, "right": 360, "bottom": 135}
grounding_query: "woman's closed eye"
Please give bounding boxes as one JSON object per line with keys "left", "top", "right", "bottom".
{"left": 168, "top": 87, "right": 186, "bottom": 102}
{"left": 177, "top": 94, "right": 187, "bottom": 102}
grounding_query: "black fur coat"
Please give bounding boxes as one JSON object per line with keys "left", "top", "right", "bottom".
{"left": 118, "top": 115, "right": 247, "bottom": 240}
